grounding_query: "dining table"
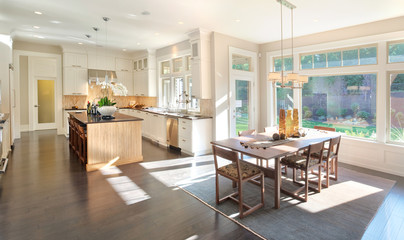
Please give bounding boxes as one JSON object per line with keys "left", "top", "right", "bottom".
{"left": 210, "top": 129, "right": 341, "bottom": 209}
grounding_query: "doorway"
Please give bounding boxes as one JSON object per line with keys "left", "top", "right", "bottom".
{"left": 229, "top": 47, "right": 257, "bottom": 138}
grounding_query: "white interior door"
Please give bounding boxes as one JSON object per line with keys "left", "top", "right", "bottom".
{"left": 34, "top": 77, "right": 56, "bottom": 130}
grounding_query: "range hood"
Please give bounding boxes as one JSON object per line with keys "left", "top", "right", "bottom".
{"left": 88, "top": 69, "right": 117, "bottom": 83}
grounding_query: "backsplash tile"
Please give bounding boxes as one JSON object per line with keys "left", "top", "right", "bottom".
{"left": 63, "top": 85, "right": 157, "bottom": 109}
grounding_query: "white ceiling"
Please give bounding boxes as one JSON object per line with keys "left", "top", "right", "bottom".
{"left": 1, "top": 0, "right": 404, "bottom": 52}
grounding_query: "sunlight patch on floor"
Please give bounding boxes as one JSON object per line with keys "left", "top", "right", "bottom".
{"left": 139, "top": 155, "right": 213, "bottom": 170}
{"left": 106, "top": 176, "right": 151, "bottom": 205}
{"left": 100, "top": 166, "right": 122, "bottom": 175}
{"left": 297, "top": 180, "right": 383, "bottom": 213}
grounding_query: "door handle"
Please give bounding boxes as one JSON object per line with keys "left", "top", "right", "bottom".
{"left": 34, "top": 105, "right": 40, "bottom": 107}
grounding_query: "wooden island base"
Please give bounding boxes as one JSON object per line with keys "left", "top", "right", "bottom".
{"left": 69, "top": 112, "right": 143, "bottom": 172}
{"left": 86, "top": 121, "right": 143, "bottom": 171}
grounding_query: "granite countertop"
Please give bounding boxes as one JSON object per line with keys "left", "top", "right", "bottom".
{"left": 64, "top": 108, "right": 86, "bottom": 111}
{"left": 69, "top": 112, "right": 143, "bottom": 124}
{"left": 119, "top": 107, "right": 212, "bottom": 120}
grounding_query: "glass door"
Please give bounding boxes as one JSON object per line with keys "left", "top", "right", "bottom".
{"left": 231, "top": 79, "right": 253, "bottom": 137}
{"left": 35, "top": 78, "right": 56, "bottom": 130}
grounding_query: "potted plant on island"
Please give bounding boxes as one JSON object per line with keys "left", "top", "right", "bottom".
{"left": 97, "top": 96, "right": 117, "bottom": 116}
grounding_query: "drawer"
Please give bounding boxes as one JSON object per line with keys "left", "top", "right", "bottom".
{"left": 179, "top": 136, "right": 192, "bottom": 151}
{"left": 179, "top": 118, "right": 192, "bottom": 127}
{"left": 179, "top": 124, "right": 192, "bottom": 137}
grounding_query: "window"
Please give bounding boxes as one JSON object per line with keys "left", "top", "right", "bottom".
{"left": 342, "top": 49, "right": 358, "bottom": 66}
{"left": 274, "top": 56, "right": 293, "bottom": 72}
{"left": 314, "top": 53, "right": 326, "bottom": 69}
{"left": 276, "top": 87, "right": 293, "bottom": 124}
{"left": 302, "top": 74, "right": 377, "bottom": 139}
{"left": 327, "top": 52, "right": 342, "bottom": 67}
{"left": 161, "top": 78, "right": 172, "bottom": 107}
{"left": 300, "top": 45, "right": 377, "bottom": 69}
{"left": 388, "top": 41, "right": 404, "bottom": 63}
{"left": 232, "top": 54, "right": 251, "bottom": 71}
{"left": 161, "top": 61, "right": 170, "bottom": 75}
{"left": 389, "top": 73, "right": 404, "bottom": 143}
{"left": 172, "top": 57, "right": 183, "bottom": 73}
{"left": 301, "top": 55, "right": 313, "bottom": 69}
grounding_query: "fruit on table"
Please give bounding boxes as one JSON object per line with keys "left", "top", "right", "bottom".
{"left": 272, "top": 133, "right": 280, "bottom": 140}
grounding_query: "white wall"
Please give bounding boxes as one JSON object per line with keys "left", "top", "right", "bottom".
{"left": 0, "top": 34, "right": 12, "bottom": 114}
{"left": 211, "top": 32, "right": 259, "bottom": 140}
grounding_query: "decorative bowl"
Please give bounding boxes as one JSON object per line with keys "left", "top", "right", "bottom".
{"left": 98, "top": 106, "right": 117, "bottom": 116}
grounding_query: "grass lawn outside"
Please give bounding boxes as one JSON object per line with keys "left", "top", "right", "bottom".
{"left": 302, "top": 119, "right": 376, "bottom": 139}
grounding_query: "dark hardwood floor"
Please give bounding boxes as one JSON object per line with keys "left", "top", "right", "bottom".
{"left": 0, "top": 130, "right": 403, "bottom": 240}
{"left": 0, "top": 130, "right": 259, "bottom": 240}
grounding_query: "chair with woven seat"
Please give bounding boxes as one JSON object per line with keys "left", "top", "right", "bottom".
{"left": 280, "top": 141, "right": 325, "bottom": 202}
{"left": 303, "top": 136, "right": 341, "bottom": 187}
{"left": 212, "top": 145, "right": 264, "bottom": 218}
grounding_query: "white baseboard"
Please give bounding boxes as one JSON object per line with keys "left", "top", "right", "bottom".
{"left": 20, "top": 124, "right": 29, "bottom": 132}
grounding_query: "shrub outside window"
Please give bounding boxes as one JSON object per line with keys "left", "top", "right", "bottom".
{"left": 274, "top": 56, "right": 293, "bottom": 72}
{"left": 302, "top": 74, "right": 377, "bottom": 139}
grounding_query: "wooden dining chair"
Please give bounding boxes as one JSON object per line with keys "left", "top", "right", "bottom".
{"left": 212, "top": 145, "right": 264, "bottom": 218}
{"left": 280, "top": 141, "right": 326, "bottom": 202}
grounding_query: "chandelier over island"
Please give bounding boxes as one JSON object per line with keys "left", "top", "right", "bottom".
{"left": 268, "top": 0, "right": 308, "bottom": 89}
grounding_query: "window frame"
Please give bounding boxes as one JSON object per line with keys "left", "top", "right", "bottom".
{"left": 299, "top": 44, "right": 378, "bottom": 70}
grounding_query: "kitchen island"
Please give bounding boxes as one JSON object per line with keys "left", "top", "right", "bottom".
{"left": 69, "top": 112, "right": 143, "bottom": 171}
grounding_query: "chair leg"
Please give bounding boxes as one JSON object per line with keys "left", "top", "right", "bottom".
{"left": 318, "top": 165, "right": 322, "bottom": 193}
{"left": 325, "top": 160, "right": 330, "bottom": 188}
{"left": 232, "top": 181, "right": 237, "bottom": 188}
{"left": 238, "top": 180, "right": 244, "bottom": 218}
{"left": 215, "top": 174, "right": 220, "bottom": 204}
{"left": 304, "top": 169, "right": 309, "bottom": 202}
{"left": 260, "top": 174, "right": 265, "bottom": 206}
{"left": 293, "top": 168, "right": 297, "bottom": 183}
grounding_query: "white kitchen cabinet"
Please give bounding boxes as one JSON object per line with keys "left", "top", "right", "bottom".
{"left": 64, "top": 110, "right": 86, "bottom": 136}
{"left": 149, "top": 113, "right": 166, "bottom": 145}
{"left": 116, "top": 58, "right": 133, "bottom": 72}
{"left": 188, "top": 29, "right": 212, "bottom": 99}
{"left": 63, "top": 67, "right": 88, "bottom": 95}
{"left": 88, "top": 54, "right": 115, "bottom": 71}
{"left": 63, "top": 53, "right": 87, "bottom": 68}
{"left": 179, "top": 118, "right": 212, "bottom": 156}
{"left": 133, "top": 69, "right": 156, "bottom": 97}
{"left": 116, "top": 71, "right": 133, "bottom": 96}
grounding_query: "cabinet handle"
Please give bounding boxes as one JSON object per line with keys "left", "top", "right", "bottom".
{"left": 182, "top": 139, "right": 186, "bottom": 142}
{"left": 182, "top": 127, "right": 186, "bottom": 130}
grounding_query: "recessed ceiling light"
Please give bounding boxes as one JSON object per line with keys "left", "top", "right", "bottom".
{"left": 33, "top": 26, "right": 40, "bottom": 29}
{"left": 122, "top": 49, "right": 127, "bottom": 51}
{"left": 178, "top": 21, "right": 184, "bottom": 25}
{"left": 50, "top": 20, "right": 61, "bottom": 24}
{"left": 34, "top": 35, "right": 44, "bottom": 39}
{"left": 235, "top": 19, "right": 241, "bottom": 22}
{"left": 136, "top": 42, "right": 141, "bottom": 46}
{"left": 128, "top": 14, "right": 137, "bottom": 17}
{"left": 141, "top": 11, "right": 150, "bottom": 16}
{"left": 154, "top": 32, "right": 159, "bottom": 36}
{"left": 78, "top": 42, "right": 83, "bottom": 45}
{"left": 34, "top": 11, "right": 42, "bottom": 15}
{"left": 313, "top": 19, "right": 319, "bottom": 22}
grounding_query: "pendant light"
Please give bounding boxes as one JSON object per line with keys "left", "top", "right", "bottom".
{"left": 92, "top": 27, "right": 100, "bottom": 86}
{"left": 103, "top": 17, "right": 110, "bottom": 83}
{"left": 268, "top": 0, "right": 308, "bottom": 88}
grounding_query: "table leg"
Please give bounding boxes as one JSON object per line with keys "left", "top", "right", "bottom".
{"left": 274, "top": 157, "right": 281, "bottom": 209}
